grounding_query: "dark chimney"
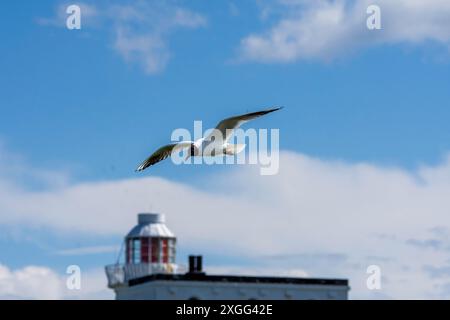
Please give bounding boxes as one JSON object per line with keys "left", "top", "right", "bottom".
{"left": 189, "top": 255, "right": 195, "bottom": 273}
{"left": 188, "top": 255, "right": 203, "bottom": 273}
{"left": 197, "top": 255, "right": 203, "bottom": 272}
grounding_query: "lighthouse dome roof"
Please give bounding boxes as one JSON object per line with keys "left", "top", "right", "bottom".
{"left": 126, "top": 213, "right": 175, "bottom": 238}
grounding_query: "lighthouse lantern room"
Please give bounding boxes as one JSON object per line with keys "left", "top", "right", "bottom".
{"left": 126, "top": 213, "right": 176, "bottom": 265}
{"left": 106, "top": 213, "right": 178, "bottom": 287}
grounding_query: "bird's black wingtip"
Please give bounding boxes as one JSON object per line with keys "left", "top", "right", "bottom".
{"left": 266, "top": 106, "right": 284, "bottom": 113}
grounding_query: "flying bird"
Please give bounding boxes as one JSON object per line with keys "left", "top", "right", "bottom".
{"left": 135, "top": 106, "right": 283, "bottom": 172}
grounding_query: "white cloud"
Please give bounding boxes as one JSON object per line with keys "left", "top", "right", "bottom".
{"left": 0, "top": 263, "right": 111, "bottom": 299}
{"left": 114, "top": 27, "right": 170, "bottom": 74}
{"left": 110, "top": 2, "right": 206, "bottom": 74}
{"left": 228, "top": 2, "right": 240, "bottom": 17}
{"left": 38, "top": 1, "right": 206, "bottom": 74}
{"left": 0, "top": 264, "right": 62, "bottom": 299}
{"left": 54, "top": 245, "right": 120, "bottom": 256}
{"left": 239, "top": 0, "right": 450, "bottom": 62}
{"left": 2, "top": 142, "right": 450, "bottom": 298}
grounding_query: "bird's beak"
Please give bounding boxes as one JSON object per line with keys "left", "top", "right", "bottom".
{"left": 184, "top": 153, "right": 191, "bottom": 162}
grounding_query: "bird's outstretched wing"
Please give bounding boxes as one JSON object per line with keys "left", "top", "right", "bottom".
{"left": 136, "top": 141, "right": 192, "bottom": 172}
{"left": 206, "top": 106, "right": 283, "bottom": 143}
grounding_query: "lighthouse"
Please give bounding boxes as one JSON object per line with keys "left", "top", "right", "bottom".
{"left": 105, "top": 213, "right": 178, "bottom": 287}
{"left": 105, "top": 212, "right": 349, "bottom": 300}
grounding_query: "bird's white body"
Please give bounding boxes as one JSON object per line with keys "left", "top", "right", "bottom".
{"left": 189, "top": 137, "right": 246, "bottom": 158}
{"left": 136, "top": 107, "right": 282, "bottom": 172}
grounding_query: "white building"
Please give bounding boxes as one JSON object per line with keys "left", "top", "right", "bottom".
{"left": 105, "top": 213, "right": 349, "bottom": 300}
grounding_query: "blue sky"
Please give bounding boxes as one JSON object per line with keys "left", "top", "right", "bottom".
{"left": 1, "top": 0, "right": 450, "bottom": 299}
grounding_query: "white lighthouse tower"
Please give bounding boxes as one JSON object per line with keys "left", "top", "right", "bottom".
{"left": 105, "top": 213, "right": 178, "bottom": 287}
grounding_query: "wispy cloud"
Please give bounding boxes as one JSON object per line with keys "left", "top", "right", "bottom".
{"left": 406, "top": 227, "right": 450, "bottom": 252}
{"left": 238, "top": 0, "right": 450, "bottom": 63}
{"left": 0, "top": 264, "right": 62, "bottom": 299}
{"left": 54, "top": 245, "right": 120, "bottom": 256}
{"left": 110, "top": 1, "right": 206, "bottom": 74}
{"left": 38, "top": 1, "right": 206, "bottom": 74}
{"left": 406, "top": 238, "right": 446, "bottom": 251}
{"left": 423, "top": 265, "right": 450, "bottom": 279}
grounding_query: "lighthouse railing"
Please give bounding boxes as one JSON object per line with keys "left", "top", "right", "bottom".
{"left": 105, "top": 264, "right": 125, "bottom": 288}
{"left": 105, "top": 263, "right": 182, "bottom": 287}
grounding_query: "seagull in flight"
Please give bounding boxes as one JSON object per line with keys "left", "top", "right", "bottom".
{"left": 135, "top": 106, "right": 283, "bottom": 172}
